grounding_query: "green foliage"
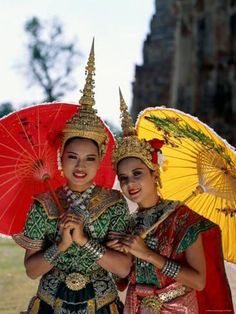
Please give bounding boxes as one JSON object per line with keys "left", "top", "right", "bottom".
{"left": 0, "top": 102, "right": 14, "bottom": 118}
{"left": 147, "top": 115, "right": 234, "bottom": 166}
{"left": 23, "top": 16, "right": 81, "bottom": 102}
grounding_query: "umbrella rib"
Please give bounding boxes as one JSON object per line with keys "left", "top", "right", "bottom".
{"left": 215, "top": 198, "right": 224, "bottom": 226}
{"left": 164, "top": 148, "right": 199, "bottom": 160}
{"left": 15, "top": 111, "right": 40, "bottom": 161}
{"left": 202, "top": 193, "right": 216, "bottom": 218}
{"left": 0, "top": 171, "right": 19, "bottom": 179}
{"left": 0, "top": 144, "right": 34, "bottom": 159}
{"left": 219, "top": 174, "right": 236, "bottom": 201}
{"left": 165, "top": 165, "right": 196, "bottom": 169}
{"left": 36, "top": 106, "right": 42, "bottom": 157}
{"left": 0, "top": 181, "right": 23, "bottom": 220}
{"left": 164, "top": 173, "right": 198, "bottom": 182}
{"left": 163, "top": 154, "right": 197, "bottom": 164}
{"left": 162, "top": 180, "right": 198, "bottom": 199}
{"left": 0, "top": 120, "right": 31, "bottom": 153}
{"left": 0, "top": 174, "right": 19, "bottom": 188}
{"left": 0, "top": 123, "right": 38, "bottom": 164}
{"left": 40, "top": 104, "right": 66, "bottom": 158}
{"left": 2, "top": 184, "right": 29, "bottom": 234}
{"left": 7, "top": 186, "right": 30, "bottom": 234}
{"left": 0, "top": 165, "right": 16, "bottom": 169}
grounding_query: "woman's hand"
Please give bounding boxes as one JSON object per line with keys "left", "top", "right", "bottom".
{"left": 60, "top": 212, "right": 88, "bottom": 247}
{"left": 58, "top": 222, "right": 73, "bottom": 251}
{"left": 106, "top": 239, "right": 125, "bottom": 252}
{"left": 120, "top": 235, "right": 152, "bottom": 260}
{"left": 106, "top": 231, "right": 128, "bottom": 252}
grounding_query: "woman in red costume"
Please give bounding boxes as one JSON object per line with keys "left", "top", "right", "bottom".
{"left": 108, "top": 91, "right": 234, "bottom": 313}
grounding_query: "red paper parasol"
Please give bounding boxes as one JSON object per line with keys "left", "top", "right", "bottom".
{"left": 0, "top": 102, "right": 115, "bottom": 235}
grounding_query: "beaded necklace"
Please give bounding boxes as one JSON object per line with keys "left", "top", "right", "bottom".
{"left": 63, "top": 184, "right": 96, "bottom": 221}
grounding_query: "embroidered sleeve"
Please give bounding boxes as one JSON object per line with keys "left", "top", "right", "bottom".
{"left": 24, "top": 201, "right": 49, "bottom": 240}
{"left": 175, "top": 209, "right": 216, "bottom": 254}
{"left": 13, "top": 200, "right": 58, "bottom": 250}
{"left": 13, "top": 201, "right": 48, "bottom": 250}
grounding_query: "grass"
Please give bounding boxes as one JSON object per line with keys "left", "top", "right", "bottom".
{"left": 0, "top": 237, "right": 39, "bottom": 314}
{"left": 0, "top": 238, "right": 235, "bottom": 313}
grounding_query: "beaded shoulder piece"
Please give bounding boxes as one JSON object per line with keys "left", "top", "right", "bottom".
{"left": 34, "top": 186, "right": 124, "bottom": 221}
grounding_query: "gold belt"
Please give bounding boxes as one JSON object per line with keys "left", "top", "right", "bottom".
{"left": 141, "top": 286, "right": 190, "bottom": 311}
{"left": 65, "top": 272, "right": 90, "bottom": 291}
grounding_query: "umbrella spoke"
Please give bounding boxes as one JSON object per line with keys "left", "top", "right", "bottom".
{"left": 0, "top": 120, "right": 36, "bottom": 160}
{"left": 0, "top": 170, "right": 19, "bottom": 178}
{"left": 15, "top": 110, "right": 42, "bottom": 161}
{"left": 164, "top": 165, "right": 196, "bottom": 170}
{"left": 0, "top": 165, "right": 16, "bottom": 169}
{"left": 3, "top": 185, "right": 29, "bottom": 234}
{"left": 7, "top": 186, "right": 33, "bottom": 235}
{"left": 162, "top": 179, "right": 198, "bottom": 199}
{"left": 164, "top": 172, "right": 198, "bottom": 181}
{"left": 0, "top": 142, "right": 36, "bottom": 160}
{"left": 0, "top": 181, "right": 23, "bottom": 219}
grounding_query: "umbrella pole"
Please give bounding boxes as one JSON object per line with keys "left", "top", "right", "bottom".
{"left": 181, "top": 185, "right": 204, "bottom": 204}
{"left": 43, "top": 175, "right": 64, "bottom": 214}
{"left": 140, "top": 207, "right": 176, "bottom": 239}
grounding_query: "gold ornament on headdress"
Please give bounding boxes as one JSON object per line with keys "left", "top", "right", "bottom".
{"left": 61, "top": 39, "right": 108, "bottom": 158}
{"left": 112, "top": 89, "right": 157, "bottom": 171}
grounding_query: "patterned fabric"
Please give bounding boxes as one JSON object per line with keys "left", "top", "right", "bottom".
{"left": 14, "top": 185, "right": 129, "bottom": 314}
{"left": 124, "top": 200, "right": 234, "bottom": 313}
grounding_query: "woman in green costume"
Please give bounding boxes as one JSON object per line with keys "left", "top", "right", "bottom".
{"left": 14, "top": 45, "right": 131, "bottom": 314}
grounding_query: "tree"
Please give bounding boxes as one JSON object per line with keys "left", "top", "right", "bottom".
{"left": 23, "top": 16, "right": 81, "bottom": 102}
{"left": 0, "top": 102, "right": 14, "bottom": 118}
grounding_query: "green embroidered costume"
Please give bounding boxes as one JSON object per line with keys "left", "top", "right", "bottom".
{"left": 14, "top": 185, "right": 130, "bottom": 314}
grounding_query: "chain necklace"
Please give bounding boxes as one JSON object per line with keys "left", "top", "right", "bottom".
{"left": 63, "top": 184, "right": 96, "bottom": 222}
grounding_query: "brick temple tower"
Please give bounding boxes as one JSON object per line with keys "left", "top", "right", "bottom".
{"left": 131, "top": 0, "right": 236, "bottom": 145}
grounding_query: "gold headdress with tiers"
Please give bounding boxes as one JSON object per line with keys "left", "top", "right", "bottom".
{"left": 61, "top": 39, "right": 108, "bottom": 159}
{"left": 112, "top": 89, "right": 164, "bottom": 174}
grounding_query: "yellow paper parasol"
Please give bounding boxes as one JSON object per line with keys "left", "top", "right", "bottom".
{"left": 136, "top": 107, "right": 236, "bottom": 263}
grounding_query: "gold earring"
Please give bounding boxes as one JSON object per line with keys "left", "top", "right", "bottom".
{"left": 57, "top": 149, "right": 64, "bottom": 176}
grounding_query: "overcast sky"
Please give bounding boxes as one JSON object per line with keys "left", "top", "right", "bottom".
{"left": 0, "top": 0, "right": 154, "bottom": 128}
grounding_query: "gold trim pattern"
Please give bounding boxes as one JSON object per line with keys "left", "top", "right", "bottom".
{"left": 141, "top": 285, "right": 191, "bottom": 312}
{"left": 12, "top": 233, "right": 44, "bottom": 250}
{"left": 87, "top": 299, "right": 96, "bottom": 313}
{"left": 109, "top": 302, "right": 118, "bottom": 314}
{"left": 96, "top": 291, "right": 117, "bottom": 310}
{"left": 142, "top": 296, "right": 162, "bottom": 312}
{"left": 89, "top": 187, "right": 123, "bottom": 222}
{"left": 35, "top": 186, "right": 123, "bottom": 222}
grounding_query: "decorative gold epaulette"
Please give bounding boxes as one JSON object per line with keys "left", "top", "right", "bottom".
{"left": 89, "top": 187, "right": 124, "bottom": 222}
{"left": 33, "top": 186, "right": 124, "bottom": 222}
{"left": 34, "top": 187, "right": 67, "bottom": 219}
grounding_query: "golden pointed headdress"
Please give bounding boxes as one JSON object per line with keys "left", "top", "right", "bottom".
{"left": 61, "top": 39, "right": 108, "bottom": 158}
{"left": 112, "top": 89, "right": 164, "bottom": 174}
